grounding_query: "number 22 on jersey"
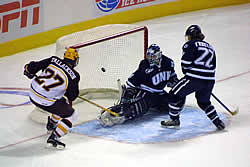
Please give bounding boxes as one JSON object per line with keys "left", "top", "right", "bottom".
{"left": 194, "top": 47, "right": 215, "bottom": 68}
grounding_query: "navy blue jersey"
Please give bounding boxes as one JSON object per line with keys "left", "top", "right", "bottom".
{"left": 126, "top": 55, "right": 177, "bottom": 93}
{"left": 181, "top": 40, "right": 216, "bottom": 80}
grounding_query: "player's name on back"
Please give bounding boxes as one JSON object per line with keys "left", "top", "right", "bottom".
{"left": 51, "top": 57, "right": 77, "bottom": 80}
{"left": 195, "top": 41, "right": 214, "bottom": 50}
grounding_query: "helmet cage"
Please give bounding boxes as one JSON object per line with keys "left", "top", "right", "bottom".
{"left": 146, "top": 44, "right": 162, "bottom": 66}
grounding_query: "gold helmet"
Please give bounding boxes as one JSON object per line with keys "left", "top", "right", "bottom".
{"left": 64, "top": 48, "right": 79, "bottom": 68}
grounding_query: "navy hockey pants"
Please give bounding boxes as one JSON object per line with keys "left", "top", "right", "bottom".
{"left": 169, "top": 76, "right": 215, "bottom": 109}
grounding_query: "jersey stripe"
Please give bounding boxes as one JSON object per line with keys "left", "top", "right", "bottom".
{"left": 31, "top": 86, "right": 56, "bottom": 102}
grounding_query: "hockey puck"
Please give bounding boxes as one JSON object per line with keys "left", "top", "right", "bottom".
{"left": 101, "top": 67, "right": 106, "bottom": 72}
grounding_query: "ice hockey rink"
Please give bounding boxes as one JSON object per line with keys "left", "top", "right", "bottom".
{"left": 0, "top": 3, "right": 249, "bottom": 167}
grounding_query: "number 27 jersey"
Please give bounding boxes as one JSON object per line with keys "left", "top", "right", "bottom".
{"left": 28, "top": 56, "right": 80, "bottom": 106}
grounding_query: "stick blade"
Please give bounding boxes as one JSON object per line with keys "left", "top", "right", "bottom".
{"left": 231, "top": 107, "right": 239, "bottom": 115}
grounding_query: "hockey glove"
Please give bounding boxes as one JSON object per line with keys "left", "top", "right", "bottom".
{"left": 121, "top": 85, "right": 138, "bottom": 103}
{"left": 24, "top": 64, "right": 35, "bottom": 79}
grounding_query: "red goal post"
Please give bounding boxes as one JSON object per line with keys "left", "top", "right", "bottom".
{"left": 71, "top": 25, "right": 148, "bottom": 56}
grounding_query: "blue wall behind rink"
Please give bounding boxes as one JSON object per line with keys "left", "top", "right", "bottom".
{"left": 71, "top": 107, "right": 230, "bottom": 143}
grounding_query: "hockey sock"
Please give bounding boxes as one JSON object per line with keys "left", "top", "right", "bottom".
{"left": 168, "top": 103, "right": 182, "bottom": 120}
{"left": 51, "top": 114, "right": 61, "bottom": 123}
{"left": 54, "top": 110, "right": 78, "bottom": 137}
{"left": 169, "top": 110, "right": 180, "bottom": 120}
{"left": 204, "top": 105, "right": 219, "bottom": 122}
{"left": 54, "top": 118, "right": 72, "bottom": 137}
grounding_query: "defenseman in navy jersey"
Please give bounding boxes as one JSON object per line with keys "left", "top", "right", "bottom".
{"left": 24, "top": 48, "right": 80, "bottom": 149}
{"left": 98, "top": 44, "right": 179, "bottom": 127}
{"left": 161, "top": 25, "right": 225, "bottom": 130}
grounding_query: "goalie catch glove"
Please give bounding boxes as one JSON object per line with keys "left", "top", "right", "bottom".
{"left": 24, "top": 64, "right": 35, "bottom": 79}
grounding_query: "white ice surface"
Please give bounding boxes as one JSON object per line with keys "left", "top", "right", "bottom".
{"left": 0, "top": 4, "right": 249, "bottom": 167}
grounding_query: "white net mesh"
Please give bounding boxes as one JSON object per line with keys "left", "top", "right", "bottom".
{"left": 56, "top": 24, "right": 146, "bottom": 56}
{"left": 56, "top": 24, "right": 148, "bottom": 90}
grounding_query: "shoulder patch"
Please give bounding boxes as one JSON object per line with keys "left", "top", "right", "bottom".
{"left": 184, "top": 44, "right": 188, "bottom": 49}
{"left": 145, "top": 68, "right": 154, "bottom": 74}
{"left": 171, "top": 61, "right": 174, "bottom": 68}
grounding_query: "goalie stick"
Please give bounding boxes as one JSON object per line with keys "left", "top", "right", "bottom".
{"left": 78, "top": 96, "right": 119, "bottom": 117}
{"left": 117, "top": 79, "right": 122, "bottom": 102}
{"left": 211, "top": 93, "right": 238, "bottom": 116}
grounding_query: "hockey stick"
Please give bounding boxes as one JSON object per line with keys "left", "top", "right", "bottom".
{"left": 77, "top": 96, "right": 119, "bottom": 117}
{"left": 211, "top": 93, "right": 238, "bottom": 116}
{"left": 117, "top": 79, "right": 122, "bottom": 101}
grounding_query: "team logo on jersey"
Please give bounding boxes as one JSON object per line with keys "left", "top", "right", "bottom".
{"left": 145, "top": 68, "right": 154, "bottom": 74}
{"left": 152, "top": 71, "right": 171, "bottom": 85}
{"left": 183, "top": 44, "right": 189, "bottom": 48}
{"left": 95, "top": 0, "right": 156, "bottom": 12}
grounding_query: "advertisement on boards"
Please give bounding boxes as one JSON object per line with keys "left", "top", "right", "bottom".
{"left": 0, "top": 0, "right": 175, "bottom": 44}
{"left": 95, "top": 0, "right": 177, "bottom": 13}
{"left": 0, "top": 0, "right": 43, "bottom": 43}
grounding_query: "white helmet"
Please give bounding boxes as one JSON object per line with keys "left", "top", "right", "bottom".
{"left": 146, "top": 44, "right": 162, "bottom": 66}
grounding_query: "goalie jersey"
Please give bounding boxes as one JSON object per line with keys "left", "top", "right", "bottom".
{"left": 25, "top": 56, "right": 80, "bottom": 106}
{"left": 126, "top": 55, "right": 177, "bottom": 94}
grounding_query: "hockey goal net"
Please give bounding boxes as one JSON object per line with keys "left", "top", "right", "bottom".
{"left": 29, "top": 24, "right": 148, "bottom": 124}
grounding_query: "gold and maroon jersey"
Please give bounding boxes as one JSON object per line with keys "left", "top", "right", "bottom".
{"left": 26, "top": 56, "right": 80, "bottom": 106}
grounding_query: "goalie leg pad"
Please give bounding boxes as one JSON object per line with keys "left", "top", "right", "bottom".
{"left": 124, "top": 98, "right": 148, "bottom": 120}
{"left": 97, "top": 105, "right": 126, "bottom": 127}
{"left": 97, "top": 97, "right": 149, "bottom": 126}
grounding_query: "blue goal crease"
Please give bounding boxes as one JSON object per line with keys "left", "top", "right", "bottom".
{"left": 71, "top": 107, "right": 230, "bottom": 143}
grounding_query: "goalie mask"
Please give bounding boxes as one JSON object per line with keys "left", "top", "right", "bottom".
{"left": 64, "top": 48, "right": 79, "bottom": 68}
{"left": 146, "top": 44, "right": 162, "bottom": 66}
{"left": 185, "top": 25, "right": 205, "bottom": 41}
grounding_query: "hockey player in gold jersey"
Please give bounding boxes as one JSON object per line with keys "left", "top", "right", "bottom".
{"left": 24, "top": 48, "right": 80, "bottom": 149}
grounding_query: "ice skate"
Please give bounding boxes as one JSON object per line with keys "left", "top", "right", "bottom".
{"left": 161, "top": 118, "right": 180, "bottom": 129}
{"left": 213, "top": 118, "right": 225, "bottom": 130}
{"left": 46, "top": 133, "right": 65, "bottom": 150}
{"left": 46, "top": 116, "right": 57, "bottom": 133}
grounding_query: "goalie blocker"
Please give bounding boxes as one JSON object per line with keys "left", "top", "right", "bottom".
{"left": 97, "top": 85, "right": 169, "bottom": 127}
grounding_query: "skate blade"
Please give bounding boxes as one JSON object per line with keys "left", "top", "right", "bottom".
{"left": 161, "top": 124, "right": 180, "bottom": 130}
{"left": 47, "top": 130, "right": 53, "bottom": 135}
{"left": 46, "top": 143, "right": 65, "bottom": 150}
